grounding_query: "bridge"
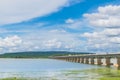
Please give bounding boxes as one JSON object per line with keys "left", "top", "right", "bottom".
{"left": 51, "top": 53, "right": 120, "bottom": 68}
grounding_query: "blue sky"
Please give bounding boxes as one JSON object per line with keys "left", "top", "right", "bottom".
{"left": 0, "top": 0, "right": 120, "bottom": 53}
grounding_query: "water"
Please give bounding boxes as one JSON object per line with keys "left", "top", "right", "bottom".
{"left": 0, "top": 59, "right": 100, "bottom": 79}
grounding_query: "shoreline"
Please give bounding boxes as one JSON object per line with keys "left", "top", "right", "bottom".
{"left": 0, "top": 68, "right": 120, "bottom": 80}
{"left": 0, "top": 58, "right": 49, "bottom": 59}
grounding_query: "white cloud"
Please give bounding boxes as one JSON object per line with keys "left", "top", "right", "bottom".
{"left": 22, "top": 30, "right": 82, "bottom": 51}
{"left": 98, "top": 5, "right": 120, "bottom": 15}
{"left": 0, "top": 0, "right": 70, "bottom": 25}
{"left": 0, "top": 29, "right": 84, "bottom": 53}
{"left": 82, "top": 28, "right": 120, "bottom": 52}
{"left": 84, "top": 5, "right": 120, "bottom": 28}
{"left": 82, "top": 5, "right": 120, "bottom": 52}
{"left": 44, "top": 39, "right": 62, "bottom": 48}
{"left": 63, "top": 19, "right": 83, "bottom": 29}
{"left": 102, "top": 29, "right": 120, "bottom": 36}
{"left": 0, "top": 35, "right": 22, "bottom": 53}
{"left": 0, "top": 35, "right": 22, "bottom": 47}
{"left": 65, "top": 18, "right": 74, "bottom": 24}
{"left": 1, "top": 4, "right": 120, "bottom": 53}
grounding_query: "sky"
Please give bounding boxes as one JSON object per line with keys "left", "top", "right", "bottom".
{"left": 0, "top": 0, "right": 120, "bottom": 53}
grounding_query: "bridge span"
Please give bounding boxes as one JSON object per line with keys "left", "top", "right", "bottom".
{"left": 52, "top": 53, "right": 120, "bottom": 68}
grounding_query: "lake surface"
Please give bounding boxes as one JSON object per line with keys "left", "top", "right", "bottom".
{"left": 0, "top": 59, "right": 101, "bottom": 80}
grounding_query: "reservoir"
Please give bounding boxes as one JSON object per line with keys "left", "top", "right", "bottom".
{"left": 0, "top": 59, "right": 101, "bottom": 80}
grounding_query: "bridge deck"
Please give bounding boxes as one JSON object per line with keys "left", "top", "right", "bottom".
{"left": 53, "top": 53, "right": 120, "bottom": 58}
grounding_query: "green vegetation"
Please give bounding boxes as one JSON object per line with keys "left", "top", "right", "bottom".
{"left": 0, "top": 68, "right": 120, "bottom": 80}
{"left": 0, "top": 77, "right": 27, "bottom": 80}
{"left": 88, "top": 68, "right": 120, "bottom": 80}
{"left": 62, "top": 68, "right": 120, "bottom": 80}
{"left": 100, "top": 77, "right": 120, "bottom": 80}
{"left": 0, "top": 77, "right": 63, "bottom": 80}
{"left": 0, "top": 51, "right": 92, "bottom": 58}
{"left": 0, "top": 77, "right": 58, "bottom": 80}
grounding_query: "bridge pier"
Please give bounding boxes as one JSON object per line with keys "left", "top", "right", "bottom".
{"left": 85, "top": 58, "right": 89, "bottom": 64}
{"left": 81, "top": 58, "right": 84, "bottom": 63}
{"left": 73, "top": 58, "right": 75, "bottom": 62}
{"left": 70, "top": 58, "right": 72, "bottom": 62}
{"left": 74, "top": 58, "right": 77, "bottom": 62}
{"left": 53, "top": 53, "right": 120, "bottom": 69}
{"left": 71, "top": 58, "right": 73, "bottom": 62}
{"left": 117, "top": 57, "right": 120, "bottom": 68}
{"left": 77, "top": 58, "right": 80, "bottom": 63}
{"left": 75, "top": 58, "right": 78, "bottom": 62}
{"left": 79, "top": 57, "right": 82, "bottom": 63}
{"left": 65, "top": 58, "right": 69, "bottom": 61}
{"left": 68, "top": 58, "right": 71, "bottom": 62}
{"left": 105, "top": 57, "right": 111, "bottom": 66}
{"left": 90, "top": 58, "right": 94, "bottom": 64}
{"left": 97, "top": 58, "right": 102, "bottom": 65}
{"left": 72, "top": 58, "right": 74, "bottom": 62}
{"left": 68, "top": 58, "right": 70, "bottom": 62}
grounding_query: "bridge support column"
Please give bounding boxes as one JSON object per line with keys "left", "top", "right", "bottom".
{"left": 70, "top": 58, "right": 72, "bottom": 62}
{"left": 67, "top": 58, "right": 70, "bottom": 61}
{"left": 105, "top": 57, "right": 111, "bottom": 66}
{"left": 72, "top": 58, "right": 74, "bottom": 62}
{"left": 73, "top": 58, "right": 77, "bottom": 62}
{"left": 77, "top": 58, "right": 80, "bottom": 63}
{"left": 71, "top": 58, "right": 73, "bottom": 62}
{"left": 69, "top": 58, "right": 72, "bottom": 62}
{"left": 68, "top": 58, "right": 70, "bottom": 61}
{"left": 79, "top": 58, "right": 81, "bottom": 63}
{"left": 91, "top": 58, "right": 94, "bottom": 64}
{"left": 117, "top": 57, "right": 120, "bottom": 68}
{"left": 97, "top": 58, "right": 102, "bottom": 65}
{"left": 74, "top": 58, "right": 77, "bottom": 62}
{"left": 65, "top": 58, "right": 67, "bottom": 61}
{"left": 75, "top": 58, "right": 78, "bottom": 63}
{"left": 85, "top": 58, "right": 89, "bottom": 64}
{"left": 73, "top": 58, "right": 75, "bottom": 62}
{"left": 81, "top": 58, "right": 84, "bottom": 63}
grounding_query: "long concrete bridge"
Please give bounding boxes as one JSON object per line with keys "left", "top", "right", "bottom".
{"left": 52, "top": 53, "right": 120, "bottom": 68}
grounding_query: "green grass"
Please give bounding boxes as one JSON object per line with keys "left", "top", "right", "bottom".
{"left": 0, "top": 77, "right": 27, "bottom": 80}
{"left": 0, "top": 77, "right": 59, "bottom": 80}
{"left": 88, "top": 68, "right": 120, "bottom": 80}
{"left": 1, "top": 68, "right": 120, "bottom": 80}
{"left": 100, "top": 77, "right": 120, "bottom": 80}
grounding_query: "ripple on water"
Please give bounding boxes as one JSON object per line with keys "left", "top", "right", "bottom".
{"left": 0, "top": 59, "right": 101, "bottom": 80}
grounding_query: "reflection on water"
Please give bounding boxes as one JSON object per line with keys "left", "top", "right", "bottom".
{"left": 0, "top": 59, "right": 101, "bottom": 79}
{"left": 0, "top": 59, "right": 99, "bottom": 72}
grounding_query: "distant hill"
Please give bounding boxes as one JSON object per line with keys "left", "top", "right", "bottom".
{"left": 0, "top": 51, "right": 94, "bottom": 58}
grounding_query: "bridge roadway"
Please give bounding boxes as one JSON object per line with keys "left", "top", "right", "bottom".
{"left": 52, "top": 53, "right": 120, "bottom": 68}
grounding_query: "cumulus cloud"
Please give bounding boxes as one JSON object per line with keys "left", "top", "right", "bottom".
{"left": 43, "top": 39, "right": 62, "bottom": 48}
{"left": 82, "top": 31, "right": 120, "bottom": 52}
{"left": 82, "top": 5, "right": 120, "bottom": 52}
{"left": 0, "top": 0, "right": 70, "bottom": 25}
{"left": 84, "top": 5, "right": 120, "bottom": 28}
{"left": 1, "top": 3, "right": 119, "bottom": 53}
{"left": 65, "top": 18, "right": 74, "bottom": 24}
{"left": 0, "top": 35, "right": 22, "bottom": 47}
{"left": 0, "top": 35, "right": 22, "bottom": 53}
{"left": 0, "top": 29, "right": 84, "bottom": 53}
{"left": 22, "top": 29, "right": 82, "bottom": 51}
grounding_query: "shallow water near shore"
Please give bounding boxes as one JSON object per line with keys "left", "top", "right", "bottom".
{"left": 0, "top": 59, "right": 100, "bottom": 80}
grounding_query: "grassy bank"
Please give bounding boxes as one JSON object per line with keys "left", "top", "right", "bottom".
{"left": 63, "top": 67, "right": 120, "bottom": 80}
{"left": 0, "top": 68, "right": 120, "bottom": 80}
{"left": 87, "top": 68, "right": 120, "bottom": 80}
{"left": 0, "top": 77, "right": 27, "bottom": 80}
